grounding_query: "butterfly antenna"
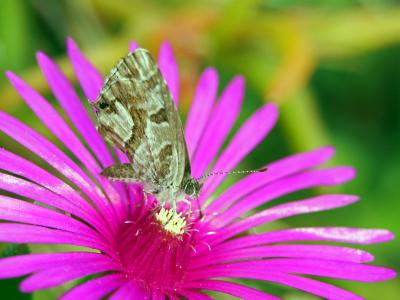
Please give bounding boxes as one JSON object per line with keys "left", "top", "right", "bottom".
{"left": 197, "top": 167, "right": 267, "bottom": 183}
{"left": 194, "top": 168, "right": 267, "bottom": 219}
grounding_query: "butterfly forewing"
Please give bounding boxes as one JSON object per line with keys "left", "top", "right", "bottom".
{"left": 93, "top": 49, "right": 190, "bottom": 202}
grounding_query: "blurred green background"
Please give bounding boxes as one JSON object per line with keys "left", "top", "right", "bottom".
{"left": 0, "top": 0, "right": 399, "bottom": 299}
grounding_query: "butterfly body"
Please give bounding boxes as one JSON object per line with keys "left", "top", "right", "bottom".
{"left": 93, "top": 49, "right": 200, "bottom": 207}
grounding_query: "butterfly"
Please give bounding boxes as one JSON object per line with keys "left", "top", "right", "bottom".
{"left": 93, "top": 48, "right": 201, "bottom": 209}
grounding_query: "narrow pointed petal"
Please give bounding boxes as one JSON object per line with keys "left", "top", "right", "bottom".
{"left": 0, "top": 224, "right": 113, "bottom": 254}
{"left": 37, "top": 51, "right": 115, "bottom": 170}
{"left": 192, "top": 244, "right": 373, "bottom": 268}
{"left": 214, "top": 167, "right": 356, "bottom": 226}
{"left": 20, "top": 259, "right": 120, "bottom": 292}
{"left": 184, "top": 280, "right": 280, "bottom": 300}
{"left": 0, "top": 149, "right": 112, "bottom": 239}
{"left": 66, "top": 37, "right": 103, "bottom": 101}
{"left": 207, "top": 146, "right": 335, "bottom": 212}
{"left": 0, "top": 252, "right": 109, "bottom": 278}
{"left": 5, "top": 71, "right": 125, "bottom": 216}
{"left": 0, "top": 195, "right": 100, "bottom": 238}
{"left": 192, "top": 76, "right": 245, "bottom": 178}
{"left": 0, "top": 172, "right": 89, "bottom": 225}
{"left": 194, "top": 260, "right": 396, "bottom": 283}
{"left": 158, "top": 41, "right": 179, "bottom": 105}
{"left": 200, "top": 103, "right": 279, "bottom": 202}
{"left": 0, "top": 112, "right": 119, "bottom": 229}
{"left": 60, "top": 274, "right": 126, "bottom": 300}
{"left": 109, "top": 282, "right": 150, "bottom": 300}
{"left": 187, "top": 270, "right": 364, "bottom": 300}
{"left": 129, "top": 40, "right": 139, "bottom": 52}
{"left": 214, "top": 195, "right": 359, "bottom": 241}
{"left": 185, "top": 68, "right": 218, "bottom": 158}
{"left": 217, "top": 227, "right": 394, "bottom": 250}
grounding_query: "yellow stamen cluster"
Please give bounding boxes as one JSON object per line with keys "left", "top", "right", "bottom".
{"left": 155, "top": 207, "right": 187, "bottom": 236}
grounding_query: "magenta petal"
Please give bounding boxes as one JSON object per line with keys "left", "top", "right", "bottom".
{"left": 207, "top": 146, "right": 335, "bottom": 212}
{"left": 195, "top": 259, "right": 397, "bottom": 283}
{"left": 5, "top": 71, "right": 125, "bottom": 216}
{"left": 0, "top": 252, "right": 109, "bottom": 278}
{"left": 129, "top": 40, "right": 139, "bottom": 52}
{"left": 200, "top": 103, "right": 279, "bottom": 202}
{"left": 36, "top": 51, "right": 116, "bottom": 171}
{"left": 178, "top": 290, "right": 213, "bottom": 300}
{"left": 185, "top": 68, "right": 219, "bottom": 158}
{"left": 184, "top": 280, "right": 280, "bottom": 300}
{"left": 66, "top": 37, "right": 103, "bottom": 101}
{"left": 0, "top": 172, "right": 90, "bottom": 225}
{"left": 158, "top": 41, "right": 179, "bottom": 105}
{"left": 0, "top": 149, "right": 111, "bottom": 239}
{"left": 217, "top": 227, "right": 394, "bottom": 250}
{"left": 214, "top": 195, "right": 359, "bottom": 241}
{"left": 151, "top": 291, "right": 165, "bottom": 300}
{"left": 0, "top": 195, "right": 100, "bottom": 238}
{"left": 0, "top": 224, "right": 113, "bottom": 254}
{"left": 214, "top": 167, "right": 356, "bottom": 226}
{"left": 20, "top": 259, "right": 119, "bottom": 292}
{"left": 187, "top": 269, "right": 364, "bottom": 300}
{"left": 192, "top": 244, "right": 373, "bottom": 268}
{"left": 60, "top": 274, "right": 126, "bottom": 300}
{"left": 0, "top": 112, "right": 119, "bottom": 230}
{"left": 6, "top": 71, "right": 100, "bottom": 173}
{"left": 192, "top": 76, "right": 245, "bottom": 178}
{"left": 109, "top": 282, "right": 149, "bottom": 300}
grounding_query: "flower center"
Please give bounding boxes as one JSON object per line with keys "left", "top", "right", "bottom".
{"left": 115, "top": 205, "right": 196, "bottom": 292}
{"left": 155, "top": 208, "right": 187, "bottom": 236}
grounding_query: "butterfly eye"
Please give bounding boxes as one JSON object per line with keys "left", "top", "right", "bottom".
{"left": 98, "top": 102, "right": 109, "bottom": 109}
{"left": 184, "top": 184, "right": 195, "bottom": 197}
{"left": 184, "top": 179, "right": 200, "bottom": 198}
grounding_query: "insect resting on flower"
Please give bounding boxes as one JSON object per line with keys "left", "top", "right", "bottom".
{"left": 92, "top": 48, "right": 201, "bottom": 210}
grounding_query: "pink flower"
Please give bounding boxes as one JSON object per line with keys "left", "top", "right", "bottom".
{"left": 0, "top": 38, "right": 396, "bottom": 299}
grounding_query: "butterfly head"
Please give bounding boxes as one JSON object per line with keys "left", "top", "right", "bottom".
{"left": 181, "top": 176, "right": 201, "bottom": 199}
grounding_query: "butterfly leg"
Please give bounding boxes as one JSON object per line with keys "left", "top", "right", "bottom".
{"left": 180, "top": 198, "right": 192, "bottom": 212}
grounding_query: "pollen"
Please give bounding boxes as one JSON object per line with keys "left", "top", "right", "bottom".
{"left": 155, "top": 207, "right": 187, "bottom": 236}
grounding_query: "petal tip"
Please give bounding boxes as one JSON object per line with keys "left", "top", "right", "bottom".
{"left": 344, "top": 194, "right": 360, "bottom": 204}
{"left": 234, "top": 75, "right": 245, "bottom": 85}
{"left": 361, "top": 252, "right": 375, "bottom": 263}
{"left": 344, "top": 166, "right": 357, "bottom": 180}
{"left": 5, "top": 71, "right": 28, "bottom": 93}
{"left": 377, "top": 268, "right": 397, "bottom": 281}
{"left": 160, "top": 40, "right": 172, "bottom": 52}
{"left": 36, "top": 51, "right": 50, "bottom": 64}
{"left": 264, "top": 102, "right": 280, "bottom": 117}
{"left": 66, "top": 37, "right": 78, "bottom": 51}
{"left": 330, "top": 166, "right": 356, "bottom": 183}
{"left": 204, "top": 67, "right": 218, "bottom": 80}
{"left": 5, "top": 70, "right": 17, "bottom": 81}
{"left": 128, "top": 40, "right": 139, "bottom": 52}
{"left": 320, "top": 145, "right": 336, "bottom": 157}
{"left": 19, "top": 280, "right": 33, "bottom": 293}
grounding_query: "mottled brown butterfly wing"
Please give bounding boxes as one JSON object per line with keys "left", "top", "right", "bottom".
{"left": 93, "top": 49, "right": 191, "bottom": 204}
